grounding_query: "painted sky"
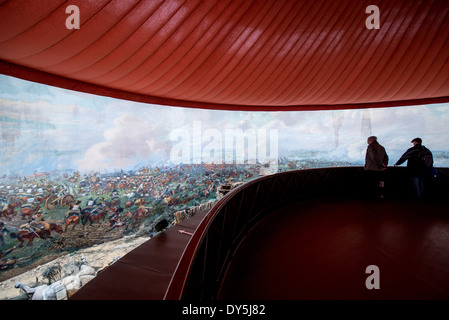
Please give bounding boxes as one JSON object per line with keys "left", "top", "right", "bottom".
{"left": 1, "top": 74, "right": 449, "bottom": 176}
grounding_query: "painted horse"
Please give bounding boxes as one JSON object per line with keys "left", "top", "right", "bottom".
{"left": 124, "top": 206, "right": 148, "bottom": 223}
{"left": 64, "top": 212, "right": 80, "bottom": 231}
{"left": 88, "top": 210, "right": 107, "bottom": 225}
{"left": 18, "top": 207, "right": 39, "bottom": 220}
{"left": 123, "top": 211, "right": 143, "bottom": 223}
{"left": 1, "top": 203, "right": 16, "bottom": 220}
{"left": 134, "top": 198, "right": 146, "bottom": 206}
{"left": 81, "top": 207, "right": 108, "bottom": 225}
{"left": 14, "top": 223, "right": 63, "bottom": 247}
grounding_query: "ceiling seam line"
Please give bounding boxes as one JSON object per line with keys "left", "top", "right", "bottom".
{"left": 320, "top": 0, "right": 407, "bottom": 105}
{"left": 188, "top": 0, "right": 279, "bottom": 102}
{"left": 153, "top": 0, "right": 256, "bottom": 99}
{"left": 348, "top": 0, "right": 432, "bottom": 103}
{"left": 369, "top": 0, "right": 445, "bottom": 102}
{"left": 281, "top": 0, "right": 356, "bottom": 105}
{"left": 226, "top": 0, "right": 307, "bottom": 104}
{"left": 243, "top": 0, "right": 330, "bottom": 105}
{"left": 3, "top": 0, "right": 114, "bottom": 59}
{"left": 117, "top": 0, "right": 210, "bottom": 91}
{"left": 128, "top": 0, "right": 229, "bottom": 93}
{"left": 90, "top": 0, "right": 191, "bottom": 86}
{"left": 261, "top": 0, "right": 342, "bottom": 105}
{"left": 57, "top": 0, "right": 166, "bottom": 77}
{"left": 204, "top": 0, "right": 290, "bottom": 103}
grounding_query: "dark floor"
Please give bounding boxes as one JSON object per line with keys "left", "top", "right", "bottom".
{"left": 217, "top": 198, "right": 449, "bottom": 300}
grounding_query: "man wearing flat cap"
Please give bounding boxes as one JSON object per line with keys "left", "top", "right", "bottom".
{"left": 394, "top": 138, "right": 434, "bottom": 199}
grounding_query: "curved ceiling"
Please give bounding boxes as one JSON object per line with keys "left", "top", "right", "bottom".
{"left": 1, "top": 0, "right": 449, "bottom": 111}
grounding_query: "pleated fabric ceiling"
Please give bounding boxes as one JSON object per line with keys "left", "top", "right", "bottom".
{"left": 1, "top": 0, "right": 449, "bottom": 111}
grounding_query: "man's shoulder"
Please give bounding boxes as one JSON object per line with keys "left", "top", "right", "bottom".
{"left": 370, "top": 142, "right": 386, "bottom": 151}
{"left": 419, "top": 146, "right": 433, "bottom": 158}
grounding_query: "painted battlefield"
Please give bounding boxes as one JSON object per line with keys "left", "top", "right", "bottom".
{"left": 0, "top": 164, "right": 258, "bottom": 280}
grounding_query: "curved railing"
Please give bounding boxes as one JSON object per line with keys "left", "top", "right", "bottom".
{"left": 164, "top": 166, "right": 449, "bottom": 300}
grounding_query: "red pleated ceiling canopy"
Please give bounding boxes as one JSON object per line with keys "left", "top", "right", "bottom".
{"left": 0, "top": 0, "right": 449, "bottom": 111}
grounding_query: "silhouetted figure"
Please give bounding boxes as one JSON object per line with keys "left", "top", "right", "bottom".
{"left": 394, "top": 137, "right": 433, "bottom": 199}
{"left": 364, "top": 136, "right": 389, "bottom": 199}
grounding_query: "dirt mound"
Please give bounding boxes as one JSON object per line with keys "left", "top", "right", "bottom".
{"left": 57, "top": 222, "right": 125, "bottom": 250}
{"left": 0, "top": 234, "right": 150, "bottom": 300}
{"left": 0, "top": 220, "right": 128, "bottom": 283}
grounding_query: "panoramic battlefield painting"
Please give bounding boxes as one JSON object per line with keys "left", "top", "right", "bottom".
{"left": 1, "top": 74, "right": 449, "bottom": 298}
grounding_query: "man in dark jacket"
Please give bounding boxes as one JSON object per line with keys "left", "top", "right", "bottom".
{"left": 364, "top": 136, "right": 389, "bottom": 199}
{"left": 394, "top": 137, "right": 433, "bottom": 199}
